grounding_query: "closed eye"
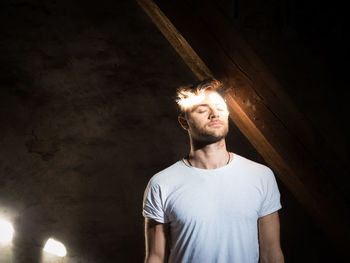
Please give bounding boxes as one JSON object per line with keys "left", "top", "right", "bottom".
{"left": 195, "top": 106, "right": 208, "bottom": 113}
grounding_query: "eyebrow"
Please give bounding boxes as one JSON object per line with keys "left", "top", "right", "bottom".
{"left": 191, "top": 104, "right": 209, "bottom": 111}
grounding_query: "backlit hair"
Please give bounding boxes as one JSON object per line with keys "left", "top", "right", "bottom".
{"left": 175, "top": 79, "right": 225, "bottom": 116}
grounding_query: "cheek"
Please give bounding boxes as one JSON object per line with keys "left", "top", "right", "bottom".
{"left": 188, "top": 113, "right": 207, "bottom": 122}
{"left": 222, "top": 111, "right": 229, "bottom": 117}
{"left": 222, "top": 114, "right": 229, "bottom": 121}
{"left": 188, "top": 117, "right": 205, "bottom": 129}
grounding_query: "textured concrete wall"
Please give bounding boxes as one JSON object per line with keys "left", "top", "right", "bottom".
{"left": 0, "top": 0, "right": 347, "bottom": 262}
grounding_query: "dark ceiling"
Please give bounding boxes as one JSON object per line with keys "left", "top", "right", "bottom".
{"left": 0, "top": 0, "right": 348, "bottom": 262}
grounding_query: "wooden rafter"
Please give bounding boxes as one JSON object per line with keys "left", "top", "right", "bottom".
{"left": 136, "top": 0, "right": 212, "bottom": 80}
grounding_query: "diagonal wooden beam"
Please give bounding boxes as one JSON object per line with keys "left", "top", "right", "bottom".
{"left": 137, "top": 0, "right": 350, "bottom": 257}
{"left": 136, "top": 0, "right": 212, "bottom": 80}
{"left": 186, "top": 0, "right": 350, "bottom": 199}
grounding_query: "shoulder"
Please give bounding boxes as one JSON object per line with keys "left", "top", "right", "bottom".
{"left": 234, "top": 154, "right": 271, "bottom": 171}
{"left": 148, "top": 160, "right": 187, "bottom": 187}
{"left": 233, "top": 155, "right": 279, "bottom": 196}
{"left": 233, "top": 154, "right": 274, "bottom": 178}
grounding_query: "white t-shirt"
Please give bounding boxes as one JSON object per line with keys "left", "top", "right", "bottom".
{"left": 143, "top": 153, "right": 282, "bottom": 263}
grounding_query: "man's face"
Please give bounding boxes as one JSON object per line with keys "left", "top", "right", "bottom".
{"left": 180, "top": 90, "right": 229, "bottom": 143}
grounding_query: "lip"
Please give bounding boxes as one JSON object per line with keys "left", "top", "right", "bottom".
{"left": 208, "top": 121, "right": 224, "bottom": 127}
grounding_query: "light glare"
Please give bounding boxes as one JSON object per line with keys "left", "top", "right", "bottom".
{"left": 177, "top": 90, "right": 228, "bottom": 115}
{"left": 177, "top": 90, "right": 205, "bottom": 110}
{"left": 0, "top": 218, "right": 14, "bottom": 245}
{"left": 209, "top": 92, "right": 228, "bottom": 114}
{"left": 43, "top": 238, "right": 67, "bottom": 257}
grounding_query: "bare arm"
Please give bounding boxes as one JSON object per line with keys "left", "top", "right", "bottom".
{"left": 258, "top": 211, "right": 284, "bottom": 263}
{"left": 144, "top": 218, "right": 169, "bottom": 263}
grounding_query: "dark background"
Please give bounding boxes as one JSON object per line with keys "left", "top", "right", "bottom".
{"left": 0, "top": 0, "right": 348, "bottom": 262}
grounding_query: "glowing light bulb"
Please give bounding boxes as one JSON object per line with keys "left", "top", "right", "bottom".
{"left": 0, "top": 218, "right": 14, "bottom": 245}
{"left": 43, "top": 238, "right": 67, "bottom": 257}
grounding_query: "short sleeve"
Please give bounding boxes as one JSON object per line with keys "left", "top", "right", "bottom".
{"left": 142, "top": 180, "right": 168, "bottom": 223}
{"left": 258, "top": 169, "right": 282, "bottom": 218}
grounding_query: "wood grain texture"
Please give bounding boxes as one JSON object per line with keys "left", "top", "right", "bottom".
{"left": 137, "top": 0, "right": 213, "bottom": 80}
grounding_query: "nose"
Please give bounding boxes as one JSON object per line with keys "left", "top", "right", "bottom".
{"left": 208, "top": 106, "right": 219, "bottom": 119}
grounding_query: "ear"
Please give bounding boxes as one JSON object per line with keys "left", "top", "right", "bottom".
{"left": 178, "top": 115, "right": 189, "bottom": 130}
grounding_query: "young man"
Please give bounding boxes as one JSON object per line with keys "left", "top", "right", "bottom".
{"left": 142, "top": 79, "right": 284, "bottom": 263}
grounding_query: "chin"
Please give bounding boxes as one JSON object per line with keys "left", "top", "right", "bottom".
{"left": 207, "top": 127, "right": 229, "bottom": 139}
{"left": 196, "top": 131, "right": 228, "bottom": 143}
{"left": 190, "top": 125, "right": 229, "bottom": 143}
{"left": 198, "top": 136, "right": 226, "bottom": 145}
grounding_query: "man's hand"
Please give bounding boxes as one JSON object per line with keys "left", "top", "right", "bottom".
{"left": 258, "top": 211, "right": 284, "bottom": 263}
{"left": 144, "top": 218, "right": 169, "bottom": 263}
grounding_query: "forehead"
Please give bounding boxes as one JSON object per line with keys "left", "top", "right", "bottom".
{"left": 186, "top": 90, "right": 228, "bottom": 115}
{"left": 187, "top": 90, "right": 227, "bottom": 110}
{"left": 200, "top": 90, "right": 225, "bottom": 105}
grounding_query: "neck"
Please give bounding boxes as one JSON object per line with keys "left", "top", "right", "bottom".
{"left": 187, "top": 138, "right": 230, "bottom": 169}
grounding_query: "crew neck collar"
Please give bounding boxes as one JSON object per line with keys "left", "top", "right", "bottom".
{"left": 181, "top": 152, "right": 237, "bottom": 172}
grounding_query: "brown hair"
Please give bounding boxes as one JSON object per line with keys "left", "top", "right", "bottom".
{"left": 175, "top": 79, "right": 225, "bottom": 116}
